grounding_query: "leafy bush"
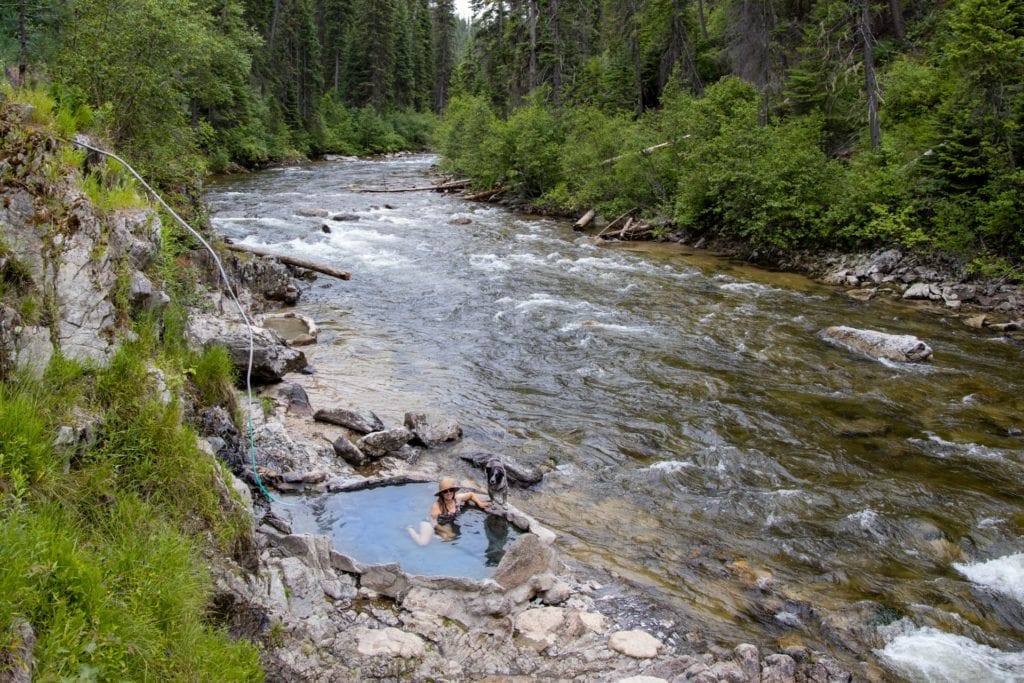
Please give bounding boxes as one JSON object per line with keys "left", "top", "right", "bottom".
{"left": 435, "top": 94, "right": 504, "bottom": 187}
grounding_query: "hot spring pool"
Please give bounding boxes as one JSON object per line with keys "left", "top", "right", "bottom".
{"left": 278, "top": 483, "right": 519, "bottom": 579}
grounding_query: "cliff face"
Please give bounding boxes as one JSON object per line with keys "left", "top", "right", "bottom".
{"left": 0, "top": 102, "right": 166, "bottom": 378}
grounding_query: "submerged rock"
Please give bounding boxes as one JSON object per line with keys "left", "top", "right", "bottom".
{"left": 820, "top": 326, "right": 932, "bottom": 362}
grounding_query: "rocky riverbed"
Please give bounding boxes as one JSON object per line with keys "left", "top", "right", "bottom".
{"left": 193, "top": 255, "right": 861, "bottom": 682}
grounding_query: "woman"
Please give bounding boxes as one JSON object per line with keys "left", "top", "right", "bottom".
{"left": 407, "top": 478, "right": 489, "bottom": 546}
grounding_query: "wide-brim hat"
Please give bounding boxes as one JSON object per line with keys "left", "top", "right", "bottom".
{"left": 435, "top": 478, "right": 460, "bottom": 496}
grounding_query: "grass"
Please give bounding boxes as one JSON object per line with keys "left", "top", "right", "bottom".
{"left": 0, "top": 85, "right": 264, "bottom": 679}
{"left": 0, "top": 340, "right": 263, "bottom": 680}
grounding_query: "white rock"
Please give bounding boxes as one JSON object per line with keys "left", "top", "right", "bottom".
{"left": 608, "top": 630, "right": 663, "bottom": 659}
{"left": 579, "top": 611, "right": 607, "bottom": 633}
{"left": 515, "top": 606, "right": 566, "bottom": 648}
{"left": 355, "top": 627, "right": 425, "bottom": 658}
{"left": 616, "top": 677, "right": 668, "bottom": 683}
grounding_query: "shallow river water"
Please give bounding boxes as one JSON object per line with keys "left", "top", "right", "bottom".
{"left": 207, "top": 155, "right": 1024, "bottom": 680}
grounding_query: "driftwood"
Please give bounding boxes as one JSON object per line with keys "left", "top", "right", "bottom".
{"left": 464, "top": 186, "right": 503, "bottom": 201}
{"left": 357, "top": 178, "right": 471, "bottom": 193}
{"left": 596, "top": 208, "right": 637, "bottom": 238}
{"left": 601, "top": 141, "right": 673, "bottom": 166}
{"left": 573, "top": 208, "right": 596, "bottom": 231}
{"left": 224, "top": 243, "right": 351, "bottom": 280}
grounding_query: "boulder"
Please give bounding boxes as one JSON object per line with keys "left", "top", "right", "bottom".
{"left": 819, "top": 326, "right": 932, "bottom": 362}
{"left": 188, "top": 315, "right": 307, "bottom": 383}
{"left": 403, "top": 412, "right": 462, "bottom": 447}
{"left": 492, "top": 533, "right": 554, "bottom": 590}
{"left": 355, "top": 627, "right": 426, "bottom": 658}
{"left": 964, "top": 314, "right": 988, "bottom": 329}
{"left": 314, "top": 408, "right": 385, "bottom": 434}
{"left": 275, "top": 382, "right": 312, "bottom": 417}
{"left": 331, "top": 213, "right": 360, "bottom": 222}
{"left": 608, "top": 630, "right": 663, "bottom": 659}
{"left": 297, "top": 208, "right": 329, "bottom": 217}
{"left": 356, "top": 428, "right": 413, "bottom": 457}
{"left": 332, "top": 436, "right": 367, "bottom": 467}
{"left": 461, "top": 451, "right": 544, "bottom": 486}
{"left": 902, "top": 282, "right": 939, "bottom": 300}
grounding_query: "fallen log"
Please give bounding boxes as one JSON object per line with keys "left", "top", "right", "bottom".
{"left": 601, "top": 141, "right": 674, "bottom": 166}
{"left": 573, "top": 208, "right": 596, "bottom": 231}
{"left": 596, "top": 208, "right": 637, "bottom": 239}
{"left": 224, "top": 242, "right": 351, "bottom": 280}
{"left": 464, "top": 186, "right": 503, "bottom": 201}
{"left": 357, "top": 178, "right": 471, "bottom": 193}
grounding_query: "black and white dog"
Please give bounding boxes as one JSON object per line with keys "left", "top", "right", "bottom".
{"left": 485, "top": 457, "right": 509, "bottom": 506}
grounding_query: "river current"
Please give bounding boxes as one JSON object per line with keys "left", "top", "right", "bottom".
{"left": 207, "top": 155, "right": 1024, "bottom": 680}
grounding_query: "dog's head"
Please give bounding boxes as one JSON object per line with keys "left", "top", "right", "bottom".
{"left": 485, "top": 458, "right": 507, "bottom": 488}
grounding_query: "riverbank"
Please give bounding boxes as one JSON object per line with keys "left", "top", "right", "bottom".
{"left": 493, "top": 194, "right": 1024, "bottom": 335}
{"left": 196, "top": 258, "right": 864, "bottom": 682}
{"left": 203, "top": 154, "right": 1024, "bottom": 682}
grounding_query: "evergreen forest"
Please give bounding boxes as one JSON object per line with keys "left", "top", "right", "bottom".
{"left": 2, "top": 0, "right": 1023, "bottom": 267}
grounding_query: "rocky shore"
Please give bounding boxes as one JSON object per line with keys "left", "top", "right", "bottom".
{"left": 189, "top": 255, "right": 863, "bottom": 682}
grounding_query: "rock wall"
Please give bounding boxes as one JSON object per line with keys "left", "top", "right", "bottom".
{"left": 0, "top": 102, "right": 166, "bottom": 377}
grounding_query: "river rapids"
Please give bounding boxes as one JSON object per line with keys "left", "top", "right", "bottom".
{"left": 207, "top": 154, "right": 1024, "bottom": 681}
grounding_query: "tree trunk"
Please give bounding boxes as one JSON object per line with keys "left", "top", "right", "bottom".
{"left": 551, "top": 0, "right": 562, "bottom": 107}
{"left": 18, "top": 0, "right": 28, "bottom": 83}
{"left": 528, "top": 0, "right": 539, "bottom": 92}
{"left": 630, "top": 0, "right": 643, "bottom": 115}
{"left": 697, "top": 0, "right": 709, "bottom": 40}
{"left": 889, "top": 0, "right": 905, "bottom": 39}
{"left": 862, "top": 0, "right": 881, "bottom": 150}
{"left": 224, "top": 243, "right": 351, "bottom": 280}
{"left": 268, "top": 0, "right": 282, "bottom": 50}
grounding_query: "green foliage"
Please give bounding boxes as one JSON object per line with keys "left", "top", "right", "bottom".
{"left": 499, "top": 91, "right": 565, "bottom": 196}
{"left": 191, "top": 345, "right": 238, "bottom": 409}
{"left": 0, "top": 337, "right": 262, "bottom": 678}
{"left": 435, "top": 94, "right": 504, "bottom": 186}
{"left": 81, "top": 158, "right": 146, "bottom": 212}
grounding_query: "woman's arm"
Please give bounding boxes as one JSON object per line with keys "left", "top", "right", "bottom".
{"left": 458, "top": 491, "right": 490, "bottom": 510}
{"left": 407, "top": 501, "right": 442, "bottom": 546}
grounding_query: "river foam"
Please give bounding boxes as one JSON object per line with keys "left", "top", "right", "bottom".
{"left": 953, "top": 553, "right": 1024, "bottom": 605}
{"left": 877, "top": 622, "right": 1024, "bottom": 682}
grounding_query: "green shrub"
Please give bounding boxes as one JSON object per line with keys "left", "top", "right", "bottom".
{"left": 436, "top": 94, "right": 504, "bottom": 186}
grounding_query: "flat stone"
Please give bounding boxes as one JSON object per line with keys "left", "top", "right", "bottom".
{"left": 297, "top": 208, "right": 329, "bottom": 217}
{"left": 579, "top": 611, "right": 607, "bottom": 633}
{"left": 314, "top": 408, "right": 385, "bottom": 434}
{"left": 355, "top": 627, "right": 425, "bottom": 658}
{"left": 964, "top": 314, "right": 988, "bottom": 329}
{"left": 902, "top": 282, "right": 933, "bottom": 299}
{"left": 846, "top": 288, "right": 876, "bottom": 301}
{"left": 608, "top": 629, "right": 663, "bottom": 658}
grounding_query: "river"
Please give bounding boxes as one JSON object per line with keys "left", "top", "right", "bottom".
{"left": 207, "top": 154, "right": 1024, "bottom": 680}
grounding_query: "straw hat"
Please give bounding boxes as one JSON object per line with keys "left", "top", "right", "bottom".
{"left": 435, "top": 478, "right": 460, "bottom": 496}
